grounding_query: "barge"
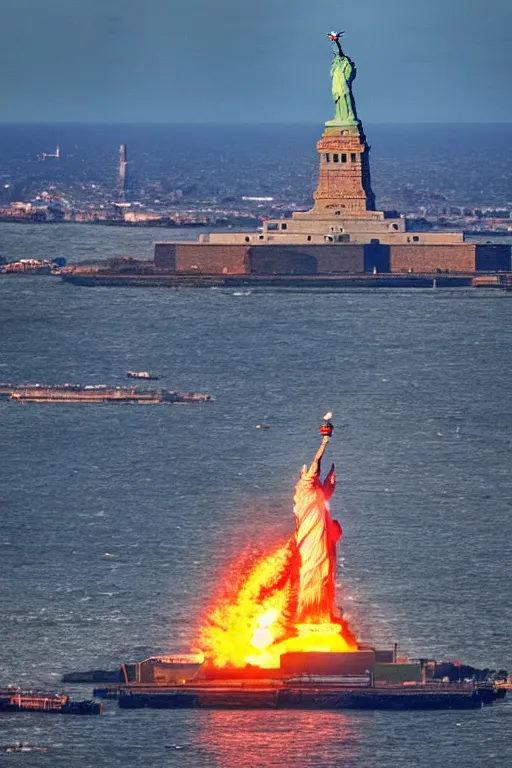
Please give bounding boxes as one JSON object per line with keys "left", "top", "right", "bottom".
{"left": 117, "top": 680, "right": 498, "bottom": 711}
{"left": 0, "top": 383, "right": 211, "bottom": 404}
{"left": 0, "top": 688, "right": 102, "bottom": 715}
{"left": 110, "top": 651, "right": 508, "bottom": 711}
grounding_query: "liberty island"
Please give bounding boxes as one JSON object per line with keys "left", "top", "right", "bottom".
{"left": 60, "top": 32, "right": 511, "bottom": 285}
{"left": 182, "top": 33, "right": 492, "bottom": 251}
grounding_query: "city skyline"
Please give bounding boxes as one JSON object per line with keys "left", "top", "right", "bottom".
{"left": 0, "top": 0, "right": 511, "bottom": 124}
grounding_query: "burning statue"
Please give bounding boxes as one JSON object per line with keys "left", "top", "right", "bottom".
{"left": 294, "top": 413, "right": 340, "bottom": 624}
{"left": 197, "top": 414, "right": 357, "bottom": 668}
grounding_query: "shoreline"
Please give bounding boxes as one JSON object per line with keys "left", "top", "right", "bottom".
{"left": 0, "top": 217, "right": 262, "bottom": 229}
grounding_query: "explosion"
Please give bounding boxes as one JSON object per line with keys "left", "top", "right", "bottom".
{"left": 196, "top": 541, "right": 297, "bottom": 669}
{"left": 197, "top": 539, "right": 356, "bottom": 669}
{"left": 196, "top": 416, "right": 357, "bottom": 670}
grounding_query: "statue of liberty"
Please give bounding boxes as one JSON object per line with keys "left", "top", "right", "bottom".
{"left": 198, "top": 412, "right": 357, "bottom": 668}
{"left": 326, "top": 31, "right": 359, "bottom": 126}
{"left": 292, "top": 414, "right": 352, "bottom": 633}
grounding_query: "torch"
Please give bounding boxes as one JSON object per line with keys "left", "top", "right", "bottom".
{"left": 327, "top": 31, "right": 345, "bottom": 57}
{"left": 320, "top": 411, "right": 334, "bottom": 438}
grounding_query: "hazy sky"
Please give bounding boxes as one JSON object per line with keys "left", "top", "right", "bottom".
{"left": 1, "top": 0, "right": 511, "bottom": 123}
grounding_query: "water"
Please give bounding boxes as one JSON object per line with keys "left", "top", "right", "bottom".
{"left": 1, "top": 226, "right": 512, "bottom": 766}
{"left": 0, "top": 221, "right": 207, "bottom": 264}
{"left": 1, "top": 123, "right": 512, "bottom": 208}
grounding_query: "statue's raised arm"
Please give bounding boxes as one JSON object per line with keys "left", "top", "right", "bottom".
{"left": 307, "top": 433, "right": 330, "bottom": 476}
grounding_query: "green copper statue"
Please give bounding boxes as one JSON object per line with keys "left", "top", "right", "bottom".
{"left": 326, "top": 32, "right": 359, "bottom": 126}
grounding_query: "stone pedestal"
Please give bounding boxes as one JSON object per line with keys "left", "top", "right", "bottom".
{"left": 308, "top": 123, "right": 376, "bottom": 217}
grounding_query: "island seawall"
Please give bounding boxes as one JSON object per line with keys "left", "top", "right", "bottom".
{"left": 60, "top": 239, "right": 512, "bottom": 290}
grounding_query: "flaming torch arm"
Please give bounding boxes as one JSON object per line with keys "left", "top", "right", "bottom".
{"left": 328, "top": 31, "right": 346, "bottom": 58}
{"left": 308, "top": 413, "right": 334, "bottom": 475}
{"left": 309, "top": 435, "right": 330, "bottom": 476}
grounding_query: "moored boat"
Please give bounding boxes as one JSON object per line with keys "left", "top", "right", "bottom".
{"left": 126, "top": 371, "right": 159, "bottom": 380}
{"left": 0, "top": 687, "right": 102, "bottom": 715}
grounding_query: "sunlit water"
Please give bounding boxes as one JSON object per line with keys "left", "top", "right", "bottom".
{"left": 0, "top": 226, "right": 511, "bottom": 766}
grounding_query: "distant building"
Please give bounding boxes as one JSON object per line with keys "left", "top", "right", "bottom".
{"left": 39, "top": 146, "right": 60, "bottom": 160}
{"left": 119, "top": 144, "right": 128, "bottom": 196}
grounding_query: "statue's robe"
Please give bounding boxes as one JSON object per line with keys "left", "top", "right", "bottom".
{"left": 293, "top": 462, "right": 341, "bottom": 623}
{"left": 330, "top": 55, "right": 358, "bottom": 124}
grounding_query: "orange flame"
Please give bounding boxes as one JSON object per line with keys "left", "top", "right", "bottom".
{"left": 196, "top": 542, "right": 296, "bottom": 668}
{"left": 197, "top": 539, "right": 357, "bottom": 669}
{"left": 196, "top": 435, "right": 357, "bottom": 670}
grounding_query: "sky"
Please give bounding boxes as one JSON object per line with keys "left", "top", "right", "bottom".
{"left": 1, "top": 0, "right": 511, "bottom": 123}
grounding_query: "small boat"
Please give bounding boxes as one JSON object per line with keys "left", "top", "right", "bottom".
{"left": 1, "top": 744, "right": 49, "bottom": 753}
{"left": 125, "top": 371, "right": 159, "bottom": 380}
{"left": 256, "top": 424, "right": 271, "bottom": 430}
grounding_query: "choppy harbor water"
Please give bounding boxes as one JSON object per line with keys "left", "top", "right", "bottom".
{"left": 1, "top": 225, "right": 511, "bottom": 766}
